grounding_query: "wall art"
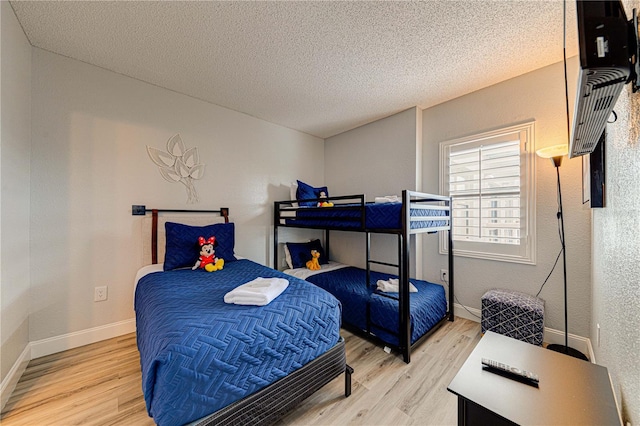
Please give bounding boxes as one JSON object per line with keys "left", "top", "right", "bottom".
{"left": 147, "top": 134, "right": 205, "bottom": 204}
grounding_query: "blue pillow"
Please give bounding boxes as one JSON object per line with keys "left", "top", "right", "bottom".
{"left": 286, "top": 239, "right": 329, "bottom": 269}
{"left": 296, "top": 180, "right": 329, "bottom": 207}
{"left": 164, "top": 222, "right": 236, "bottom": 271}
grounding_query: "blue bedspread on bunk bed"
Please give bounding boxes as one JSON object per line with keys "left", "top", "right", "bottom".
{"left": 135, "top": 259, "right": 341, "bottom": 426}
{"left": 285, "top": 202, "right": 447, "bottom": 230}
{"left": 304, "top": 267, "right": 447, "bottom": 346}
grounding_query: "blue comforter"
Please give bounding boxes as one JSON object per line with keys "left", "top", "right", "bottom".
{"left": 305, "top": 266, "right": 447, "bottom": 346}
{"left": 286, "top": 202, "right": 447, "bottom": 230}
{"left": 135, "top": 259, "right": 341, "bottom": 426}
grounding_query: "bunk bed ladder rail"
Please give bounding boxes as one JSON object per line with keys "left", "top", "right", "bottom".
{"left": 398, "top": 190, "right": 455, "bottom": 362}
{"left": 274, "top": 201, "right": 279, "bottom": 269}
{"left": 447, "top": 195, "right": 454, "bottom": 322}
{"left": 400, "top": 191, "right": 411, "bottom": 363}
{"left": 365, "top": 232, "right": 401, "bottom": 283}
{"left": 365, "top": 231, "right": 402, "bottom": 338}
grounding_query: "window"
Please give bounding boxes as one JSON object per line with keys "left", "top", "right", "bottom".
{"left": 439, "top": 122, "right": 536, "bottom": 264}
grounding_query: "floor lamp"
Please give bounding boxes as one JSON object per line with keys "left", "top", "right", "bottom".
{"left": 536, "top": 144, "right": 588, "bottom": 361}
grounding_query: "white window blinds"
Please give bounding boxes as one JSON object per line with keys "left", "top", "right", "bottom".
{"left": 449, "top": 140, "right": 521, "bottom": 245}
{"left": 439, "top": 121, "right": 536, "bottom": 265}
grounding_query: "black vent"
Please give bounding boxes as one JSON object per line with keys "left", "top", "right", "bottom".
{"left": 594, "top": 96, "right": 614, "bottom": 111}
{"left": 571, "top": 67, "right": 628, "bottom": 157}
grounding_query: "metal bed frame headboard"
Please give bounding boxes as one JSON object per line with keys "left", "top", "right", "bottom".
{"left": 132, "top": 205, "right": 229, "bottom": 264}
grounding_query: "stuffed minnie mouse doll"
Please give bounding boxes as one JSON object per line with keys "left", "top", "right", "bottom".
{"left": 192, "top": 236, "right": 225, "bottom": 272}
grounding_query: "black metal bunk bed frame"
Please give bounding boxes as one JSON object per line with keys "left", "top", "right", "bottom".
{"left": 274, "top": 190, "right": 454, "bottom": 363}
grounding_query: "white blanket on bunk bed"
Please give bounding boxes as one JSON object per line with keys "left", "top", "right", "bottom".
{"left": 374, "top": 195, "right": 400, "bottom": 203}
{"left": 224, "top": 277, "right": 289, "bottom": 306}
{"left": 376, "top": 278, "right": 418, "bottom": 293}
{"left": 283, "top": 261, "right": 349, "bottom": 280}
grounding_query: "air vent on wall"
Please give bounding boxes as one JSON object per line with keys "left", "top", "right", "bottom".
{"left": 572, "top": 67, "right": 628, "bottom": 157}
{"left": 569, "top": 1, "right": 639, "bottom": 158}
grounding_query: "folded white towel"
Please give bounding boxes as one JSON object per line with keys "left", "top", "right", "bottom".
{"left": 376, "top": 278, "right": 418, "bottom": 293}
{"left": 224, "top": 277, "right": 289, "bottom": 306}
{"left": 374, "top": 195, "right": 400, "bottom": 204}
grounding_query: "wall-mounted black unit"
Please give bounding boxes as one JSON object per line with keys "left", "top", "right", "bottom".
{"left": 583, "top": 131, "right": 606, "bottom": 208}
{"left": 570, "top": 1, "right": 639, "bottom": 158}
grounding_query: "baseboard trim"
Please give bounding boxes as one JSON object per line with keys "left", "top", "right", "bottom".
{"left": 30, "top": 318, "right": 136, "bottom": 359}
{"left": 587, "top": 338, "right": 596, "bottom": 364}
{"left": 453, "top": 303, "right": 482, "bottom": 322}
{"left": 542, "top": 327, "right": 594, "bottom": 362}
{"left": 2, "top": 319, "right": 136, "bottom": 410}
{"left": 0, "top": 343, "right": 31, "bottom": 411}
{"left": 454, "top": 303, "right": 595, "bottom": 362}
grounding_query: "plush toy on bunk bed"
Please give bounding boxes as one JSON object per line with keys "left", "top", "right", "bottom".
{"left": 306, "top": 250, "right": 321, "bottom": 270}
{"left": 317, "top": 191, "right": 334, "bottom": 207}
{"left": 192, "top": 236, "right": 225, "bottom": 272}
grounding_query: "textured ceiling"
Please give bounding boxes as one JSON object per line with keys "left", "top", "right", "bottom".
{"left": 10, "top": 1, "right": 578, "bottom": 138}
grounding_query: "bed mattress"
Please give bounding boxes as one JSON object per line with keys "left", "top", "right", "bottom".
{"left": 135, "top": 259, "right": 342, "bottom": 426}
{"left": 284, "top": 202, "right": 447, "bottom": 230}
{"left": 302, "top": 266, "right": 447, "bottom": 346}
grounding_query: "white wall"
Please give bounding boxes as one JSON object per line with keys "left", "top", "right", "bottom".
{"left": 1, "top": 0, "right": 32, "bottom": 386}
{"left": 422, "top": 59, "right": 593, "bottom": 338}
{"left": 592, "top": 84, "right": 640, "bottom": 426}
{"left": 589, "top": 9, "right": 640, "bottom": 425}
{"left": 324, "top": 107, "right": 422, "bottom": 271}
{"left": 29, "top": 48, "right": 324, "bottom": 343}
{"left": 591, "top": 42, "right": 640, "bottom": 426}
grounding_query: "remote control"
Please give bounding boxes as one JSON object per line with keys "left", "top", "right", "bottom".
{"left": 481, "top": 358, "right": 539, "bottom": 387}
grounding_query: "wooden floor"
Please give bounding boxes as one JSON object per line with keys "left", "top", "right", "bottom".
{"left": 1, "top": 318, "right": 481, "bottom": 425}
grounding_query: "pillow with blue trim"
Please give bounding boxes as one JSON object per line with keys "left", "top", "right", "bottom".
{"left": 285, "top": 239, "right": 329, "bottom": 269}
{"left": 296, "top": 180, "right": 329, "bottom": 207}
{"left": 164, "top": 222, "right": 237, "bottom": 271}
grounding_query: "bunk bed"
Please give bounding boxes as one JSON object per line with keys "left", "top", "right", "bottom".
{"left": 274, "top": 190, "right": 454, "bottom": 363}
{"left": 134, "top": 208, "right": 352, "bottom": 426}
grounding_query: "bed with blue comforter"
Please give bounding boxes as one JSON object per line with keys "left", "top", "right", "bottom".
{"left": 276, "top": 190, "right": 453, "bottom": 363}
{"left": 135, "top": 259, "right": 342, "bottom": 426}
{"left": 280, "top": 202, "right": 448, "bottom": 230}
{"left": 287, "top": 265, "right": 447, "bottom": 348}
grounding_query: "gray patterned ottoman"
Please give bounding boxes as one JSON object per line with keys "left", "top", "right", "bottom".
{"left": 481, "top": 289, "right": 544, "bottom": 346}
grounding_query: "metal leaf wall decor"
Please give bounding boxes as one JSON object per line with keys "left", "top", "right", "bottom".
{"left": 147, "top": 134, "right": 205, "bottom": 204}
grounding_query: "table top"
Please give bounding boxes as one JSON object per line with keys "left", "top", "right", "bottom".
{"left": 447, "top": 332, "right": 621, "bottom": 425}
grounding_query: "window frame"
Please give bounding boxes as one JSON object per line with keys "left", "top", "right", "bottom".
{"left": 439, "top": 121, "right": 536, "bottom": 265}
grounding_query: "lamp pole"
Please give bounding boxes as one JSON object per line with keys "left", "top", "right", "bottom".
{"left": 545, "top": 157, "right": 588, "bottom": 360}
{"left": 556, "top": 164, "right": 568, "bottom": 350}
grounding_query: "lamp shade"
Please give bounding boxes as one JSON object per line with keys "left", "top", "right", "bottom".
{"left": 536, "top": 144, "right": 568, "bottom": 158}
{"left": 536, "top": 144, "right": 568, "bottom": 167}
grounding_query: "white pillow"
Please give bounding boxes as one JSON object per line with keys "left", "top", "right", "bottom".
{"left": 290, "top": 182, "right": 299, "bottom": 208}
{"left": 284, "top": 244, "right": 294, "bottom": 269}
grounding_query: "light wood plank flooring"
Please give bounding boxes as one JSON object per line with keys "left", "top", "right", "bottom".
{"left": 1, "top": 318, "right": 481, "bottom": 425}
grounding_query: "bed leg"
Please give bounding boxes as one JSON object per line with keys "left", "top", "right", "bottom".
{"left": 345, "top": 365, "right": 354, "bottom": 397}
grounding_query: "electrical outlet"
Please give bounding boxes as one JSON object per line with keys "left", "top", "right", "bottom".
{"left": 440, "top": 269, "right": 448, "bottom": 282}
{"left": 94, "top": 286, "right": 108, "bottom": 302}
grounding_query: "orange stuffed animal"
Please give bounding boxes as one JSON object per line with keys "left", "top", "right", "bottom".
{"left": 306, "top": 250, "right": 321, "bottom": 270}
